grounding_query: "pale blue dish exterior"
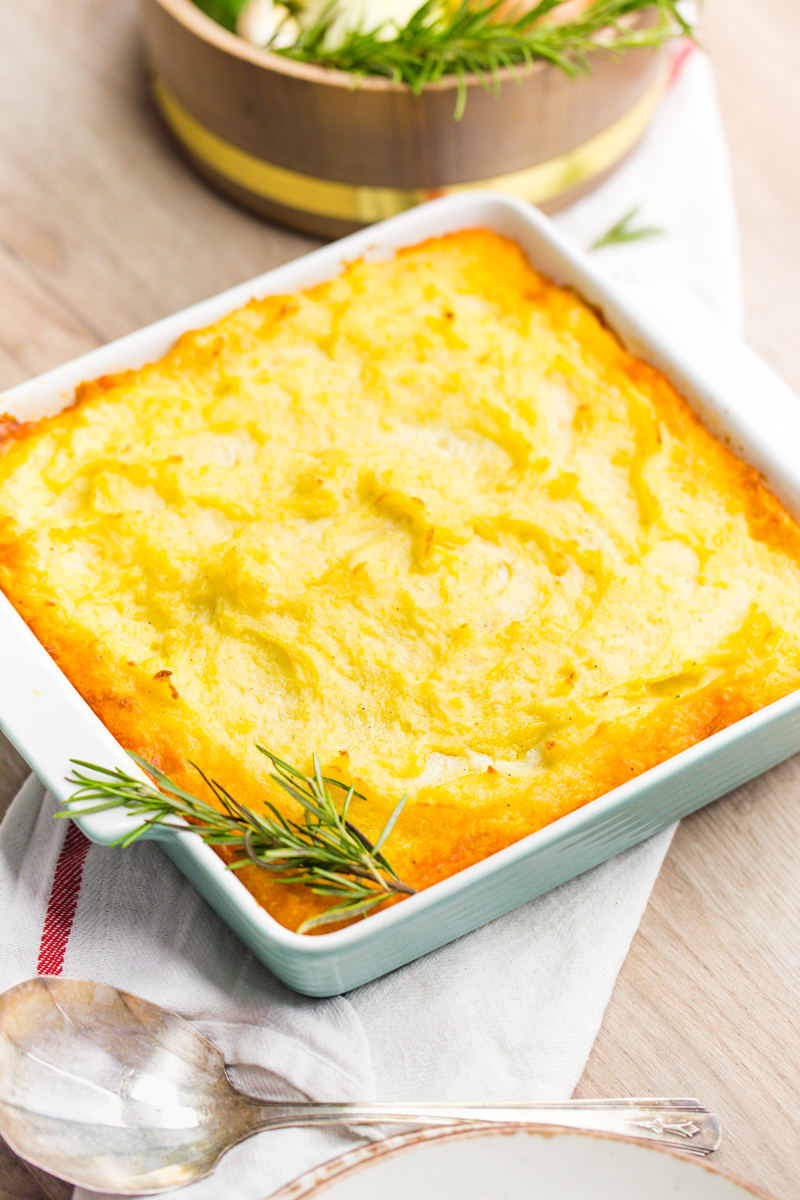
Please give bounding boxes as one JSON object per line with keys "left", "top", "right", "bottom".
{"left": 2, "top": 192, "right": 800, "bottom": 996}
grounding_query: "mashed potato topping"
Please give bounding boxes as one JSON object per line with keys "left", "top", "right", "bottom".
{"left": 2, "top": 230, "right": 800, "bottom": 931}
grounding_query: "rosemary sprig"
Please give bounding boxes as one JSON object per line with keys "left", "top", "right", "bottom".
{"left": 60, "top": 748, "right": 415, "bottom": 933}
{"left": 193, "top": 0, "right": 692, "bottom": 118}
{"left": 281, "top": 0, "right": 690, "bottom": 118}
{"left": 590, "top": 205, "right": 663, "bottom": 250}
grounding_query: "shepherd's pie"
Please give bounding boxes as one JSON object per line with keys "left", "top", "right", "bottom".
{"left": 2, "top": 230, "right": 800, "bottom": 931}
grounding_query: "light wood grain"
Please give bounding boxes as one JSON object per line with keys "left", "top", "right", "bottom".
{"left": 703, "top": 0, "right": 800, "bottom": 395}
{"left": 1, "top": 1, "right": 799, "bottom": 1197}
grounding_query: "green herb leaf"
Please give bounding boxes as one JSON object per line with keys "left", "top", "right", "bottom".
{"left": 209, "top": 0, "right": 693, "bottom": 118}
{"left": 192, "top": 0, "right": 251, "bottom": 33}
{"left": 60, "top": 748, "right": 416, "bottom": 933}
{"left": 590, "top": 205, "right": 663, "bottom": 250}
{"left": 373, "top": 791, "right": 409, "bottom": 853}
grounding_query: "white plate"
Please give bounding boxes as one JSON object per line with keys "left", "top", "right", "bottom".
{"left": 270, "top": 1126, "right": 773, "bottom": 1200}
{"left": 3, "top": 192, "right": 800, "bottom": 995}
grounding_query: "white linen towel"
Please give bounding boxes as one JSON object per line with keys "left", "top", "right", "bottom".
{"left": 0, "top": 44, "right": 740, "bottom": 1200}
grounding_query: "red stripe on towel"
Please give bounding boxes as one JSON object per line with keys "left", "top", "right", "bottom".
{"left": 668, "top": 38, "right": 698, "bottom": 86}
{"left": 37, "top": 822, "right": 91, "bottom": 975}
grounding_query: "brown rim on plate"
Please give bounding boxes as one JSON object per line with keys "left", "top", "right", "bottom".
{"left": 266, "top": 1124, "right": 777, "bottom": 1200}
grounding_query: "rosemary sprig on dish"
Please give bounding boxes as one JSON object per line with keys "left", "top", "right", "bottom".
{"left": 590, "top": 205, "right": 663, "bottom": 250}
{"left": 194, "top": 0, "right": 692, "bottom": 118}
{"left": 60, "top": 748, "right": 415, "bottom": 933}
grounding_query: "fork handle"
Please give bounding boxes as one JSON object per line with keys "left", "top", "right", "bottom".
{"left": 242, "top": 1097, "right": 721, "bottom": 1156}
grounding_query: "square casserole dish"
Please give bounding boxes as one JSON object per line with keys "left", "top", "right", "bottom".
{"left": 3, "top": 193, "right": 800, "bottom": 997}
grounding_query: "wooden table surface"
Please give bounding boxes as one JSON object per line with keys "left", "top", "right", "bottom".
{"left": 1, "top": 1, "right": 799, "bottom": 1197}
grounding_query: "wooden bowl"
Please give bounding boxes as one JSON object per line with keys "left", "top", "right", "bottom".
{"left": 140, "top": 0, "right": 669, "bottom": 238}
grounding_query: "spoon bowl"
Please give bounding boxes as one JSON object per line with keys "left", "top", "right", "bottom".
{"left": 0, "top": 977, "right": 722, "bottom": 1194}
{"left": 0, "top": 976, "right": 252, "bottom": 1192}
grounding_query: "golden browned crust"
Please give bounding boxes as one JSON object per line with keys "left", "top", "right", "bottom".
{"left": 0, "top": 414, "right": 31, "bottom": 455}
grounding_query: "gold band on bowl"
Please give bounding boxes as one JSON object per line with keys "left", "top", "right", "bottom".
{"left": 153, "top": 67, "right": 667, "bottom": 223}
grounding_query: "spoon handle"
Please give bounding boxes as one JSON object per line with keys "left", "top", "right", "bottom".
{"left": 241, "top": 1097, "right": 721, "bottom": 1155}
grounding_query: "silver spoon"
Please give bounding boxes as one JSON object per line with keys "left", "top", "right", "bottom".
{"left": 0, "top": 977, "right": 721, "bottom": 1195}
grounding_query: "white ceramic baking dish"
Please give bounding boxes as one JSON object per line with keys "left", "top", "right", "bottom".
{"left": 3, "top": 193, "right": 800, "bottom": 997}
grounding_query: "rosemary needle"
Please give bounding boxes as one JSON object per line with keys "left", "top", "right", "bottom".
{"left": 590, "top": 205, "right": 663, "bottom": 251}
{"left": 193, "top": 0, "right": 693, "bottom": 118}
{"left": 60, "top": 747, "right": 415, "bottom": 933}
